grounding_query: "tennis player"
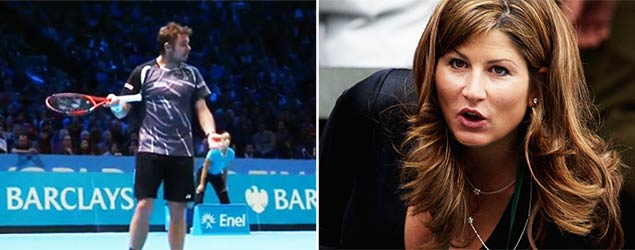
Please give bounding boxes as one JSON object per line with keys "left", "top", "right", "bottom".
{"left": 106, "top": 21, "right": 221, "bottom": 250}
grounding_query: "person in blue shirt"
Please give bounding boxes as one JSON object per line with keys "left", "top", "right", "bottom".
{"left": 195, "top": 131, "right": 235, "bottom": 204}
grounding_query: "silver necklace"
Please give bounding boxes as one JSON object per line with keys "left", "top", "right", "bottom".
{"left": 467, "top": 180, "right": 532, "bottom": 250}
{"left": 465, "top": 176, "right": 516, "bottom": 196}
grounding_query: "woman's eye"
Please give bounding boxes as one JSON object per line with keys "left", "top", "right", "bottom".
{"left": 491, "top": 66, "right": 509, "bottom": 76}
{"left": 450, "top": 59, "right": 466, "bottom": 69}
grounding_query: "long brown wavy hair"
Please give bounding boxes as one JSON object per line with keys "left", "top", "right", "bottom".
{"left": 400, "top": 0, "right": 624, "bottom": 248}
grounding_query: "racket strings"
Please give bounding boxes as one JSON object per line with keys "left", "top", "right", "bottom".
{"left": 49, "top": 96, "right": 93, "bottom": 112}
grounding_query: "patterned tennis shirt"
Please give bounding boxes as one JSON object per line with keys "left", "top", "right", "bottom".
{"left": 120, "top": 59, "right": 211, "bottom": 157}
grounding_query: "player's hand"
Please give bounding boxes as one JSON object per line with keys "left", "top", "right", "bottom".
{"left": 104, "top": 94, "right": 120, "bottom": 107}
{"left": 196, "top": 184, "right": 205, "bottom": 194}
{"left": 105, "top": 93, "right": 125, "bottom": 113}
{"left": 207, "top": 132, "right": 222, "bottom": 149}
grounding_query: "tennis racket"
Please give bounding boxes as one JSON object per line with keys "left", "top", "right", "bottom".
{"left": 45, "top": 93, "right": 142, "bottom": 116}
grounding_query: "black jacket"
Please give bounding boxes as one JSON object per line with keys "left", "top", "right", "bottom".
{"left": 319, "top": 69, "right": 415, "bottom": 249}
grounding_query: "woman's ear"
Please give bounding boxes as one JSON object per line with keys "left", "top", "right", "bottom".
{"left": 528, "top": 87, "right": 539, "bottom": 108}
{"left": 528, "top": 85, "right": 537, "bottom": 108}
{"left": 528, "top": 67, "right": 547, "bottom": 108}
{"left": 529, "top": 97, "right": 538, "bottom": 108}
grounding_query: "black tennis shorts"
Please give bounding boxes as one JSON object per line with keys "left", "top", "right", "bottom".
{"left": 134, "top": 152, "right": 195, "bottom": 202}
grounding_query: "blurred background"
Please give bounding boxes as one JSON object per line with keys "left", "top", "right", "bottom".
{"left": 318, "top": 0, "right": 436, "bottom": 129}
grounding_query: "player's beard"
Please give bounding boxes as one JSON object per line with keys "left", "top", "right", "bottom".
{"left": 173, "top": 55, "right": 183, "bottom": 64}
{"left": 168, "top": 51, "right": 187, "bottom": 64}
{"left": 177, "top": 50, "right": 188, "bottom": 63}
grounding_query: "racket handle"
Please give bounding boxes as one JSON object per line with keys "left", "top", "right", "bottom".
{"left": 117, "top": 93, "right": 142, "bottom": 103}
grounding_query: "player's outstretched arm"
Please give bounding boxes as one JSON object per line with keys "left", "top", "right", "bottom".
{"left": 195, "top": 99, "right": 221, "bottom": 147}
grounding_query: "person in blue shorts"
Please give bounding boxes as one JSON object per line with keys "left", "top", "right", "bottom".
{"left": 195, "top": 131, "right": 235, "bottom": 204}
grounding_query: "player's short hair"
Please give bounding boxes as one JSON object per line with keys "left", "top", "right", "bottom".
{"left": 157, "top": 22, "right": 193, "bottom": 55}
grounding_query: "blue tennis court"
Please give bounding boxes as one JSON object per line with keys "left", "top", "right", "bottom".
{"left": 0, "top": 231, "right": 316, "bottom": 250}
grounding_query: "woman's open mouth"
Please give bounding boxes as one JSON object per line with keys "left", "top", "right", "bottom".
{"left": 458, "top": 108, "right": 486, "bottom": 129}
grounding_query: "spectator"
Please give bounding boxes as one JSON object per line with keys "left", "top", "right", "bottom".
{"left": 12, "top": 134, "right": 45, "bottom": 169}
{"left": 103, "top": 143, "right": 122, "bottom": 156}
{"left": 98, "top": 129, "right": 114, "bottom": 152}
{"left": 37, "top": 126, "right": 53, "bottom": 154}
{"left": 80, "top": 130, "right": 90, "bottom": 141}
{"left": 60, "top": 135, "right": 74, "bottom": 155}
{"left": 11, "top": 134, "right": 37, "bottom": 154}
{"left": 276, "top": 137, "right": 294, "bottom": 159}
{"left": 243, "top": 143, "right": 257, "bottom": 158}
{"left": 77, "top": 138, "right": 95, "bottom": 155}
{"left": 127, "top": 139, "right": 138, "bottom": 155}
{"left": 0, "top": 126, "right": 7, "bottom": 153}
{"left": 252, "top": 123, "right": 276, "bottom": 158}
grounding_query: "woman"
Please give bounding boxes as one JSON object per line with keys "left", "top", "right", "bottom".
{"left": 195, "top": 131, "right": 235, "bottom": 205}
{"left": 402, "top": 0, "right": 624, "bottom": 249}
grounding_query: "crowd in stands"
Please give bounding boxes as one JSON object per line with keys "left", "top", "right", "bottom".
{"left": 0, "top": 1, "right": 316, "bottom": 159}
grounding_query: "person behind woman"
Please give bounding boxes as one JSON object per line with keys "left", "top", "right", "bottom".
{"left": 402, "top": 0, "right": 624, "bottom": 249}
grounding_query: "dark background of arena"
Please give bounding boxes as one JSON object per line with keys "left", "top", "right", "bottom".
{"left": 0, "top": 1, "right": 316, "bottom": 160}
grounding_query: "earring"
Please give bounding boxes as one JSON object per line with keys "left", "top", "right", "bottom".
{"left": 532, "top": 98, "right": 538, "bottom": 106}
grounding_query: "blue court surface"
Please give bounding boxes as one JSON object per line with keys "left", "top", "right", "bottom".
{"left": 0, "top": 231, "right": 316, "bottom": 250}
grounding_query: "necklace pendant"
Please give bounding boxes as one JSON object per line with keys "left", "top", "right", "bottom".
{"left": 473, "top": 188, "right": 481, "bottom": 195}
